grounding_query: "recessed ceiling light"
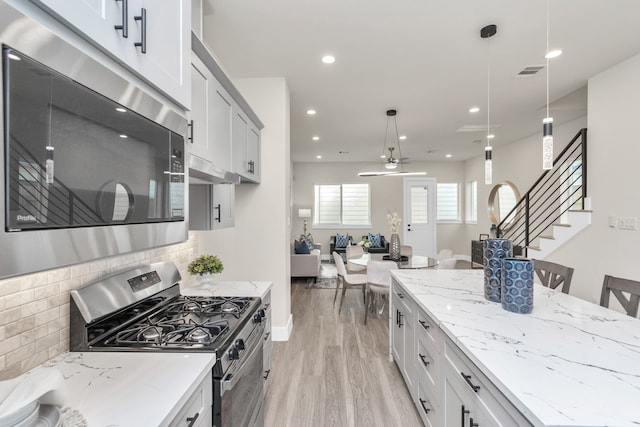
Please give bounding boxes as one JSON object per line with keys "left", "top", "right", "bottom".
{"left": 119, "top": 134, "right": 128, "bottom": 138}
{"left": 545, "top": 49, "right": 563, "bottom": 59}
{"left": 312, "top": 136, "right": 320, "bottom": 141}
{"left": 316, "top": 155, "right": 322, "bottom": 159}
{"left": 321, "top": 55, "right": 335, "bottom": 64}
{"left": 306, "top": 109, "right": 316, "bottom": 116}
{"left": 469, "top": 107, "right": 480, "bottom": 113}
{"left": 380, "top": 155, "right": 386, "bottom": 159}
{"left": 115, "top": 107, "right": 127, "bottom": 113}
{"left": 446, "top": 154, "right": 452, "bottom": 158}
{"left": 399, "top": 135, "right": 407, "bottom": 140}
{"left": 487, "top": 134, "right": 495, "bottom": 139}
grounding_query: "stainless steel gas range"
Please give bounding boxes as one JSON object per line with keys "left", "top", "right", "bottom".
{"left": 69, "top": 262, "right": 265, "bottom": 427}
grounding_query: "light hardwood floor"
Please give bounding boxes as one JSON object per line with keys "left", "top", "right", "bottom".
{"left": 264, "top": 279, "right": 423, "bottom": 427}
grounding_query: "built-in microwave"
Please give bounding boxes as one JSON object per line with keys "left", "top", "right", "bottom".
{"left": 0, "top": 3, "right": 188, "bottom": 279}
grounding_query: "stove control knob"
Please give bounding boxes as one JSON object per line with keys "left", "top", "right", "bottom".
{"left": 235, "top": 339, "right": 245, "bottom": 351}
{"left": 253, "top": 313, "right": 263, "bottom": 324}
{"left": 228, "top": 347, "right": 240, "bottom": 360}
{"left": 258, "top": 309, "right": 266, "bottom": 319}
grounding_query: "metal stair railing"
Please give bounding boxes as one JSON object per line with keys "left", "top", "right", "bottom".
{"left": 497, "top": 128, "right": 587, "bottom": 256}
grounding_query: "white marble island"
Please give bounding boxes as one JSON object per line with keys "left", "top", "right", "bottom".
{"left": 391, "top": 269, "right": 640, "bottom": 427}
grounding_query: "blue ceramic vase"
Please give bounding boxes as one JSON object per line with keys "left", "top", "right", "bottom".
{"left": 483, "top": 238, "right": 513, "bottom": 302}
{"left": 501, "top": 258, "right": 534, "bottom": 314}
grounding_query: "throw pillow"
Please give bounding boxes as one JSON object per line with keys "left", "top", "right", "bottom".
{"left": 301, "top": 233, "right": 315, "bottom": 250}
{"left": 368, "top": 232, "right": 382, "bottom": 248}
{"left": 294, "top": 239, "right": 311, "bottom": 254}
{"left": 335, "top": 233, "right": 349, "bottom": 248}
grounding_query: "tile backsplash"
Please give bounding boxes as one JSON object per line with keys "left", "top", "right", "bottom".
{"left": 0, "top": 232, "right": 199, "bottom": 380}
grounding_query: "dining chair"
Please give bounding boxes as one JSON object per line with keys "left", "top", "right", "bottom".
{"left": 364, "top": 260, "right": 396, "bottom": 325}
{"left": 332, "top": 251, "right": 367, "bottom": 314}
{"left": 346, "top": 245, "right": 366, "bottom": 274}
{"left": 436, "top": 258, "right": 457, "bottom": 269}
{"left": 437, "top": 248, "right": 453, "bottom": 261}
{"left": 533, "top": 259, "right": 574, "bottom": 294}
{"left": 400, "top": 245, "right": 413, "bottom": 257}
{"left": 600, "top": 275, "right": 640, "bottom": 317}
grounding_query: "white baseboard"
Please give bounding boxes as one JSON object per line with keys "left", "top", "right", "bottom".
{"left": 455, "top": 254, "right": 471, "bottom": 262}
{"left": 271, "top": 313, "right": 293, "bottom": 341}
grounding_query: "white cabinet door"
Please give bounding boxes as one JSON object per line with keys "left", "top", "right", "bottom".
{"left": 232, "top": 110, "right": 249, "bottom": 174}
{"left": 247, "top": 123, "right": 261, "bottom": 182}
{"left": 189, "top": 59, "right": 210, "bottom": 161}
{"left": 211, "top": 184, "right": 234, "bottom": 229}
{"left": 210, "top": 80, "right": 233, "bottom": 172}
{"left": 28, "top": 0, "right": 190, "bottom": 108}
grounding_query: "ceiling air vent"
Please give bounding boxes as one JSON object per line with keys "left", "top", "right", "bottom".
{"left": 517, "top": 65, "right": 544, "bottom": 78}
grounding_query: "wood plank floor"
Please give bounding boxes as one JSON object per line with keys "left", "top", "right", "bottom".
{"left": 264, "top": 280, "right": 423, "bottom": 427}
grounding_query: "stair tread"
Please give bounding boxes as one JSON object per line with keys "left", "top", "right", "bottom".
{"left": 539, "top": 235, "right": 555, "bottom": 240}
{"left": 551, "top": 223, "right": 571, "bottom": 227}
{"left": 527, "top": 245, "right": 541, "bottom": 251}
{"left": 569, "top": 209, "right": 593, "bottom": 213}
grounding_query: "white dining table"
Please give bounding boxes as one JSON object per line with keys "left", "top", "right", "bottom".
{"left": 349, "top": 253, "right": 439, "bottom": 269}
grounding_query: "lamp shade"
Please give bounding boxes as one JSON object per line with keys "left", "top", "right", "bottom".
{"left": 298, "top": 209, "right": 311, "bottom": 219}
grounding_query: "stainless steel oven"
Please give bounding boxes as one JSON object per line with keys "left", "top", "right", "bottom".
{"left": 69, "top": 262, "right": 265, "bottom": 427}
{"left": 0, "top": 3, "right": 187, "bottom": 280}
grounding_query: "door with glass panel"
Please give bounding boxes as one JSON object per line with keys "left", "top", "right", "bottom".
{"left": 403, "top": 178, "right": 437, "bottom": 257}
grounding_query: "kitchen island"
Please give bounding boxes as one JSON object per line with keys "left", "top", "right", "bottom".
{"left": 390, "top": 269, "right": 640, "bottom": 427}
{"left": 32, "top": 352, "right": 216, "bottom": 426}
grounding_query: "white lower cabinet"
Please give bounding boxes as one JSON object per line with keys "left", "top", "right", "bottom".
{"left": 169, "top": 374, "right": 212, "bottom": 427}
{"left": 390, "top": 278, "right": 532, "bottom": 427}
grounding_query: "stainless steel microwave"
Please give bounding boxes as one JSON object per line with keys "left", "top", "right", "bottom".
{"left": 0, "top": 3, "right": 188, "bottom": 279}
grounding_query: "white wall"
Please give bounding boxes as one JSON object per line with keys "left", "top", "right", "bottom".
{"left": 543, "top": 53, "right": 640, "bottom": 308}
{"left": 291, "top": 160, "right": 468, "bottom": 256}
{"left": 195, "top": 78, "right": 293, "bottom": 338}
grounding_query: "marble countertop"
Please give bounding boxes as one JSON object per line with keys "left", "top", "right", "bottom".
{"left": 391, "top": 269, "right": 640, "bottom": 427}
{"left": 34, "top": 352, "right": 216, "bottom": 426}
{"left": 180, "top": 281, "right": 272, "bottom": 299}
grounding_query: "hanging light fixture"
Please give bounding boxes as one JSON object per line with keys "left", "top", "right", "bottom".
{"left": 542, "top": 0, "right": 555, "bottom": 170}
{"left": 481, "top": 24, "right": 497, "bottom": 185}
{"left": 358, "top": 109, "right": 426, "bottom": 177}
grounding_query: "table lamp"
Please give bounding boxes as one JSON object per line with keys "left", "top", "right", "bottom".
{"left": 298, "top": 209, "right": 311, "bottom": 234}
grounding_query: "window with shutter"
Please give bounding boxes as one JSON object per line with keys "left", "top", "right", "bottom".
{"left": 314, "top": 184, "right": 371, "bottom": 227}
{"left": 437, "top": 183, "right": 460, "bottom": 222}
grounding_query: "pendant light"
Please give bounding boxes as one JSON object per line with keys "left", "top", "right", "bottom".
{"left": 542, "top": 0, "right": 555, "bottom": 170}
{"left": 481, "top": 24, "right": 497, "bottom": 185}
{"left": 358, "top": 109, "right": 426, "bottom": 177}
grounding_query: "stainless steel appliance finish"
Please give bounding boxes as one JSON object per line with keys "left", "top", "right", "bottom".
{"left": 69, "top": 262, "right": 265, "bottom": 427}
{"left": 0, "top": 3, "right": 188, "bottom": 280}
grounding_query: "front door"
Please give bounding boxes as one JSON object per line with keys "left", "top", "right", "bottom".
{"left": 403, "top": 178, "right": 437, "bottom": 257}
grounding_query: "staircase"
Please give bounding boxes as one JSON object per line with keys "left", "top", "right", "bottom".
{"left": 498, "top": 128, "right": 590, "bottom": 259}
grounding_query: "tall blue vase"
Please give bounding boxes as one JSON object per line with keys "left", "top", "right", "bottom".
{"left": 501, "top": 258, "right": 534, "bottom": 314}
{"left": 483, "top": 238, "right": 513, "bottom": 302}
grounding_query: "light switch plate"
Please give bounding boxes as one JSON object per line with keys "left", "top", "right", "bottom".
{"left": 618, "top": 217, "right": 638, "bottom": 230}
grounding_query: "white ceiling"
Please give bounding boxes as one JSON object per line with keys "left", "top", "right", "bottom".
{"left": 202, "top": 0, "right": 640, "bottom": 165}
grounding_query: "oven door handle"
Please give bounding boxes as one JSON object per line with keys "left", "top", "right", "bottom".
{"left": 221, "top": 328, "right": 263, "bottom": 396}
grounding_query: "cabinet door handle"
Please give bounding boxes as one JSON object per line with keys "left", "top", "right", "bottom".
{"left": 214, "top": 204, "right": 221, "bottom": 223}
{"left": 470, "top": 418, "right": 479, "bottom": 427}
{"left": 398, "top": 293, "right": 404, "bottom": 298}
{"left": 398, "top": 312, "right": 404, "bottom": 327}
{"left": 418, "top": 398, "right": 430, "bottom": 415}
{"left": 134, "top": 8, "right": 147, "bottom": 53}
{"left": 461, "top": 372, "right": 481, "bottom": 392}
{"left": 187, "top": 120, "right": 194, "bottom": 143}
{"left": 263, "top": 332, "right": 271, "bottom": 341}
{"left": 461, "top": 405, "right": 470, "bottom": 427}
{"left": 114, "top": 0, "right": 128, "bottom": 38}
{"left": 418, "top": 319, "right": 429, "bottom": 330}
{"left": 395, "top": 309, "right": 399, "bottom": 326}
{"left": 186, "top": 412, "right": 199, "bottom": 427}
{"left": 418, "top": 353, "right": 430, "bottom": 367}
{"left": 263, "top": 369, "right": 271, "bottom": 380}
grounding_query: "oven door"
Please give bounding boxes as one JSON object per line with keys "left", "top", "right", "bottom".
{"left": 214, "top": 335, "right": 264, "bottom": 427}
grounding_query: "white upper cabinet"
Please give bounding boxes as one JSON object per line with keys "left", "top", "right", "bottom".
{"left": 209, "top": 79, "right": 233, "bottom": 172}
{"left": 189, "top": 58, "right": 210, "bottom": 161}
{"left": 232, "top": 108, "right": 261, "bottom": 183}
{"left": 28, "top": 0, "right": 191, "bottom": 109}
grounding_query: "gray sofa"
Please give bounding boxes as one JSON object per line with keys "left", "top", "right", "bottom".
{"left": 291, "top": 241, "right": 322, "bottom": 281}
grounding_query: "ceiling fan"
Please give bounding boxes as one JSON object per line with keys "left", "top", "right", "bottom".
{"left": 384, "top": 147, "right": 410, "bottom": 169}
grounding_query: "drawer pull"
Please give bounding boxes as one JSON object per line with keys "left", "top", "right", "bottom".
{"left": 398, "top": 293, "right": 405, "bottom": 298}
{"left": 418, "top": 353, "right": 430, "bottom": 367}
{"left": 461, "top": 372, "right": 481, "bottom": 392}
{"left": 186, "top": 412, "right": 199, "bottom": 427}
{"left": 470, "top": 418, "right": 479, "bottom": 427}
{"left": 418, "top": 398, "right": 430, "bottom": 414}
{"left": 263, "top": 369, "right": 271, "bottom": 380}
{"left": 264, "top": 332, "right": 271, "bottom": 341}
{"left": 461, "top": 405, "right": 470, "bottom": 427}
{"left": 418, "top": 319, "right": 430, "bottom": 330}
{"left": 398, "top": 312, "right": 404, "bottom": 327}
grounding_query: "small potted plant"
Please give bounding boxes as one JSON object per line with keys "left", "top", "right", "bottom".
{"left": 358, "top": 237, "right": 372, "bottom": 253}
{"left": 188, "top": 254, "right": 224, "bottom": 284}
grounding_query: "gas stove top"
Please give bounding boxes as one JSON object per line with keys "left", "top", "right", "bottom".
{"left": 69, "top": 262, "right": 261, "bottom": 355}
